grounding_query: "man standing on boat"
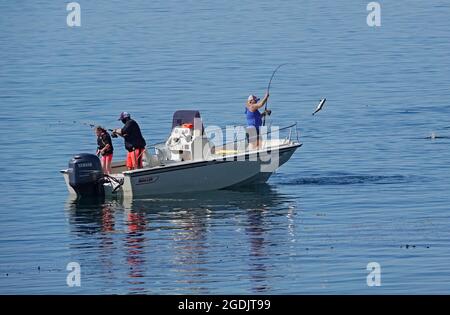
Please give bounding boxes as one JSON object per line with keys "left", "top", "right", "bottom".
{"left": 245, "top": 93, "right": 271, "bottom": 149}
{"left": 112, "top": 112, "right": 147, "bottom": 170}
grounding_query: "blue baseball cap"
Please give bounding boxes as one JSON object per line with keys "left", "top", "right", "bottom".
{"left": 118, "top": 112, "right": 130, "bottom": 120}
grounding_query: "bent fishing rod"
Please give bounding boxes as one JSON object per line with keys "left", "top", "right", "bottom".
{"left": 263, "top": 63, "right": 288, "bottom": 126}
{"left": 261, "top": 64, "right": 327, "bottom": 123}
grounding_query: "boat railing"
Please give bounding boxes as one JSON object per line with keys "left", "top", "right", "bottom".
{"left": 216, "top": 122, "right": 299, "bottom": 150}
{"left": 146, "top": 122, "right": 299, "bottom": 159}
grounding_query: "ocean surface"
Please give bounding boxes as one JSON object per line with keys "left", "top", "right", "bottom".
{"left": 1, "top": 1, "right": 449, "bottom": 294}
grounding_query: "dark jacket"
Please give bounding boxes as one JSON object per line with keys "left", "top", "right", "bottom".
{"left": 97, "top": 132, "right": 114, "bottom": 155}
{"left": 121, "top": 119, "right": 146, "bottom": 151}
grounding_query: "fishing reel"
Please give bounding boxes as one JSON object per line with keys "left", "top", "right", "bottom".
{"left": 263, "top": 109, "right": 272, "bottom": 116}
{"left": 109, "top": 129, "right": 119, "bottom": 138}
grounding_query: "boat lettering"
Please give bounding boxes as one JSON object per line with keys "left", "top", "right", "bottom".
{"left": 137, "top": 176, "right": 159, "bottom": 185}
{"left": 78, "top": 162, "right": 93, "bottom": 168}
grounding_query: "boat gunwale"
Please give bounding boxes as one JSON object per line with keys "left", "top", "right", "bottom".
{"left": 60, "top": 142, "right": 301, "bottom": 176}
{"left": 124, "top": 142, "right": 302, "bottom": 178}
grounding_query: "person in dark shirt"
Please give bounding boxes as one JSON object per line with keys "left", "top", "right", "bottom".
{"left": 112, "top": 112, "right": 147, "bottom": 170}
{"left": 95, "top": 126, "right": 114, "bottom": 174}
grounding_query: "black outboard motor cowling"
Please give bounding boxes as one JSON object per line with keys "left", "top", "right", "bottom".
{"left": 68, "top": 153, "right": 104, "bottom": 197}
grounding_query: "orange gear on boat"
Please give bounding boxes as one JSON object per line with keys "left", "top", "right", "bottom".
{"left": 181, "top": 123, "right": 193, "bottom": 129}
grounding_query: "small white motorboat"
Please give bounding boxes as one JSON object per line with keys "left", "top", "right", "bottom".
{"left": 61, "top": 110, "right": 301, "bottom": 198}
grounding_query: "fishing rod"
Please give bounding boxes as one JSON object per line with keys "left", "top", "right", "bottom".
{"left": 263, "top": 63, "right": 288, "bottom": 126}
{"left": 71, "top": 120, "right": 118, "bottom": 134}
{"left": 70, "top": 120, "right": 151, "bottom": 164}
{"left": 71, "top": 120, "right": 97, "bottom": 128}
{"left": 71, "top": 120, "right": 107, "bottom": 130}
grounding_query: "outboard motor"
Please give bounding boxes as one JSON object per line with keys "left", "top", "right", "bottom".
{"left": 68, "top": 153, "right": 104, "bottom": 198}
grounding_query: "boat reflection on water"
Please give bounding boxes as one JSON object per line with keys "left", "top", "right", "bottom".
{"left": 65, "top": 197, "right": 148, "bottom": 293}
{"left": 65, "top": 185, "right": 298, "bottom": 294}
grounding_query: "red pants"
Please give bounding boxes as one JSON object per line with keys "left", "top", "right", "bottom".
{"left": 126, "top": 148, "right": 144, "bottom": 169}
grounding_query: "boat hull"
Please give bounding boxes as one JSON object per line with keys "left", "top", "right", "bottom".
{"left": 62, "top": 143, "right": 301, "bottom": 197}
{"left": 121, "top": 143, "right": 300, "bottom": 196}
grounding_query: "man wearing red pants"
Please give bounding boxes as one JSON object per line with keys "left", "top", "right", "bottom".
{"left": 112, "top": 112, "right": 147, "bottom": 170}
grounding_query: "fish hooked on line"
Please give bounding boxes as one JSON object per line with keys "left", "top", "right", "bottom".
{"left": 312, "top": 98, "right": 326, "bottom": 116}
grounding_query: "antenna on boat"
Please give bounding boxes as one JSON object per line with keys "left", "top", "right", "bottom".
{"left": 263, "top": 63, "right": 288, "bottom": 126}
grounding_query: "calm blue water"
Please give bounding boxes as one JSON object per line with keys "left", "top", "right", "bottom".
{"left": 1, "top": 1, "right": 450, "bottom": 294}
